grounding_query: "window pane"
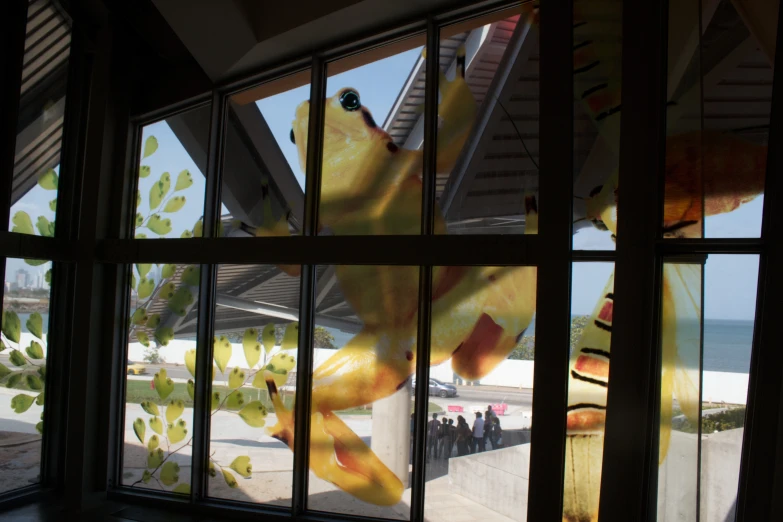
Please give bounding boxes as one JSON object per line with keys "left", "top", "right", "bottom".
{"left": 317, "top": 37, "right": 426, "bottom": 235}
{"left": 121, "top": 263, "right": 202, "bottom": 494}
{"left": 662, "top": 0, "right": 773, "bottom": 239}
{"left": 0, "top": 258, "right": 52, "bottom": 493}
{"left": 307, "top": 264, "right": 418, "bottom": 518}
{"left": 563, "top": 262, "right": 614, "bottom": 522}
{"left": 206, "top": 263, "right": 301, "bottom": 506}
{"left": 220, "top": 73, "right": 310, "bottom": 239}
{"left": 435, "top": 7, "right": 540, "bottom": 235}
{"left": 424, "top": 265, "right": 537, "bottom": 521}
{"left": 9, "top": 1, "right": 71, "bottom": 235}
{"left": 572, "top": 0, "right": 622, "bottom": 250}
{"left": 133, "top": 104, "right": 211, "bottom": 239}
{"left": 657, "top": 255, "right": 759, "bottom": 521}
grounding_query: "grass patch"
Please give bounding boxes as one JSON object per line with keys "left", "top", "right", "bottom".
{"left": 125, "top": 381, "right": 442, "bottom": 416}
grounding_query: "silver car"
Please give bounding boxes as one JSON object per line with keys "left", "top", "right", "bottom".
{"left": 411, "top": 377, "right": 458, "bottom": 398}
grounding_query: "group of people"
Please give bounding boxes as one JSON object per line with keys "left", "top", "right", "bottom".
{"left": 418, "top": 405, "right": 504, "bottom": 461}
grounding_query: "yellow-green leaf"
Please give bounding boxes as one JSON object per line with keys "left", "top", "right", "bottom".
{"left": 49, "top": 199, "right": 57, "bottom": 212}
{"left": 261, "top": 323, "right": 276, "bottom": 353}
{"left": 229, "top": 456, "right": 252, "bottom": 478}
{"left": 161, "top": 264, "right": 176, "bottom": 278}
{"left": 228, "top": 367, "right": 245, "bottom": 389}
{"left": 208, "top": 460, "right": 217, "bottom": 477}
{"left": 147, "top": 434, "right": 159, "bottom": 450}
{"left": 45, "top": 269, "right": 52, "bottom": 284}
{"left": 238, "top": 401, "right": 267, "bottom": 428}
{"left": 24, "top": 259, "right": 47, "bottom": 266}
{"left": 175, "top": 170, "right": 193, "bottom": 191}
{"left": 143, "top": 136, "right": 158, "bottom": 158}
{"left": 26, "top": 313, "right": 43, "bottom": 339}
{"left": 192, "top": 219, "right": 203, "bottom": 238}
{"left": 149, "top": 186, "right": 164, "bottom": 210}
{"left": 267, "top": 352, "right": 296, "bottom": 373}
{"left": 137, "top": 278, "right": 155, "bottom": 299}
{"left": 139, "top": 165, "right": 151, "bottom": 178}
{"left": 167, "top": 419, "right": 187, "bottom": 443}
{"left": 281, "top": 322, "right": 299, "bottom": 350}
{"left": 9, "top": 350, "right": 26, "bottom": 367}
{"left": 155, "top": 326, "right": 174, "bottom": 346}
{"left": 11, "top": 212, "right": 34, "bottom": 235}
{"left": 221, "top": 469, "right": 238, "bottom": 488}
{"left": 251, "top": 371, "right": 265, "bottom": 389}
{"left": 187, "top": 379, "right": 194, "bottom": 400}
{"left": 153, "top": 369, "right": 175, "bottom": 400}
{"left": 136, "top": 233, "right": 147, "bottom": 239}
{"left": 133, "top": 418, "right": 146, "bottom": 443}
{"left": 35, "top": 421, "right": 43, "bottom": 434}
{"left": 147, "top": 214, "right": 172, "bottom": 235}
{"left": 130, "top": 308, "right": 148, "bottom": 325}
{"left": 142, "top": 470, "right": 152, "bottom": 483}
{"left": 184, "top": 349, "right": 196, "bottom": 378}
{"left": 147, "top": 447, "right": 164, "bottom": 468}
{"left": 25, "top": 375, "right": 43, "bottom": 390}
{"left": 137, "top": 331, "right": 150, "bottom": 347}
{"left": 11, "top": 394, "right": 35, "bottom": 413}
{"left": 146, "top": 314, "right": 161, "bottom": 329}
{"left": 211, "top": 391, "right": 220, "bottom": 412}
{"left": 36, "top": 392, "right": 44, "bottom": 405}
{"left": 242, "top": 328, "right": 261, "bottom": 368}
{"left": 149, "top": 417, "right": 164, "bottom": 435}
{"left": 158, "top": 282, "right": 177, "bottom": 301}
{"left": 213, "top": 336, "right": 231, "bottom": 373}
{"left": 0, "top": 364, "right": 10, "bottom": 378}
{"left": 36, "top": 216, "right": 54, "bottom": 237}
{"left": 225, "top": 391, "right": 245, "bottom": 411}
{"left": 167, "top": 286, "right": 194, "bottom": 316}
{"left": 135, "top": 213, "right": 144, "bottom": 227}
{"left": 173, "top": 483, "right": 190, "bottom": 495}
{"left": 6, "top": 373, "right": 22, "bottom": 389}
{"left": 26, "top": 342, "right": 44, "bottom": 360}
{"left": 181, "top": 229, "right": 193, "bottom": 238}
{"left": 166, "top": 399, "right": 185, "bottom": 423}
{"left": 181, "top": 265, "right": 200, "bottom": 286}
{"left": 163, "top": 196, "right": 186, "bottom": 213}
{"left": 136, "top": 263, "right": 152, "bottom": 278}
{"left": 38, "top": 169, "right": 58, "bottom": 190}
{"left": 141, "top": 400, "right": 159, "bottom": 416}
{"left": 161, "top": 461, "right": 180, "bottom": 486}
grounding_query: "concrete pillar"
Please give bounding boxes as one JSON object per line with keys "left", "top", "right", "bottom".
{"left": 371, "top": 381, "right": 412, "bottom": 488}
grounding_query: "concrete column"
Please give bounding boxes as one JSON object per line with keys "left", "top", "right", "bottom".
{"left": 371, "top": 381, "right": 412, "bottom": 488}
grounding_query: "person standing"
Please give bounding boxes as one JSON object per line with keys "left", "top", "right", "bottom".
{"left": 447, "top": 418, "right": 457, "bottom": 458}
{"left": 427, "top": 413, "right": 439, "bottom": 461}
{"left": 456, "top": 416, "right": 471, "bottom": 456}
{"left": 437, "top": 416, "right": 449, "bottom": 459}
{"left": 472, "top": 412, "right": 485, "bottom": 453}
{"left": 484, "top": 405, "right": 495, "bottom": 450}
{"left": 491, "top": 417, "right": 503, "bottom": 449}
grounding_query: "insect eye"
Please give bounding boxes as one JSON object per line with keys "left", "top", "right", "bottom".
{"left": 339, "top": 90, "right": 361, "bottom": 111}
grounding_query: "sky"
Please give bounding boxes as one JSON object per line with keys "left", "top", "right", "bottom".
{"left": 5, "top": 45, "right": 766, "bottom": 321}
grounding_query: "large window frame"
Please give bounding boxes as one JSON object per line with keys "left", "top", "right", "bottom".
{"left": 0, "top": 0, "right": 781, "bottom": 520}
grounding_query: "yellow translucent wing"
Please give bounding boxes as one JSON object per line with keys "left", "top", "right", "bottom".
{"left": 659, "top": 263, "right": 702, "bottom": 464}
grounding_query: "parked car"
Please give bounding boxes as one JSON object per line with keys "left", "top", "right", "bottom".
{"left": 127, "top": 360, "right": 147, "bottom": 375}
{"left": 411, "top": 377, "right": 458, "bottom": 398}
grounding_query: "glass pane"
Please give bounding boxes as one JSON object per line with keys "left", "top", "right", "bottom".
{"left": 563, "top": 262, "right": 615, "bottom": 522}
{"left": 424, "top": 264, "right": 537, "bottom": 521}
{"left": 663, "top": 0, "right": 774, "bottom": 239}
{"left": 657, "top": 255, "right": 760, "bottom": 521}
{"left": 436, "top": 7, "right": 540, "bottom": 235}
{"left": 0, "top": 257, "right": 52, "bottom": 493}
{"left": 121, "top": 262, "right": 202, "bottom": 494}
{"left": 572, "top": 0, "right": 622, "bottom": 250}
{"left": 133, "top": 104, "right": 211, "bottom": 239}
{"left": 206, "top": 263, "right": 301, "bottom": 506}
{"left": 220, "top": 72, "right": 310, "bottom": 239}
{"left": 9, "top": 1, "right": 71, "bottom": 235}
{"left": 317, "top": 36, "right": 426, "bottom": 235}
{"left": 307, "top": 264, "right": 418, "bottom": 519}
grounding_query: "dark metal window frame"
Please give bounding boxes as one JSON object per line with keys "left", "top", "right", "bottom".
{"left": 0, "top": 0, "right": 780, "bottom": 520}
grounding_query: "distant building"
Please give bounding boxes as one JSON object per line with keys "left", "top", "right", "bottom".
{"left": 15, "top": 269, "right": 30, "bottom": 289}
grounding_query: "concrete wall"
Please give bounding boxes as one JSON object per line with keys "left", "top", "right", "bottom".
{"left": 126, "top": 341, "right": 751, "bottom": 405}
{"left": 448, "top": 444, "right": 531, "bottom": 522}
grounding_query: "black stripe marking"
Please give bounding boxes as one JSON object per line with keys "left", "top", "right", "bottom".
{"left": 605, "top": 292, "right": 614, "bottom": 300}
{"left": 571, "top": 370, "right": 608, "bottom": 387}
{"left": 594, "top": 320, "right": 612, "bottom": 332}
{"left": 582, "top": 83, "right": 608, "bottom": 99}
{"left": 581, "top": 348, "right": 610, "bottom": 359}
{"left": 456, "top": 54, "right": 466, "bottom": 77}
{"left": 567, "top": 403, "right": 607, "bottom": 412}
{"left": 595, "top": 104, "right": 622, "bottom": 121}
{"left": 573, "top": 40, "right": 593, "bottom": 51}
{"left": 361, "top": 108, "right": 377, "bottom": 128}
{"left": 574, "top": 61, "right": 600, "bottom": 74}
{"left": 663, "top": 220, "right": 699, "bottom": 234}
